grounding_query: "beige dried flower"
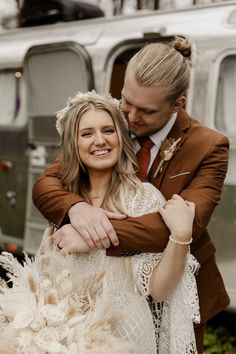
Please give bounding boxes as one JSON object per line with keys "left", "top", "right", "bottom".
{"left": 154, "top": 137, "right": 181, "bottom": 177}
{"left": 45, "top": 289, "right": 58, "bottom": 305}
{"left": 28, "top": 273, "right": 38, "bottom": 294}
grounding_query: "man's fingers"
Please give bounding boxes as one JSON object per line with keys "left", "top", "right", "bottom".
{"left": 105, "top": 211, "right": 127, "bottom": 220}
{"left": 102, "top": 219, "right": 119, "bottom": 246}
{"left": 79, "top": 229, "right": 97, "bottom": 250}
{"left": 69, "top": 206, "right": 121, "bottom": 249}
{"left": 94, "top": 224, "right": 111, "bottom": 249}
{"left": 88, "top": 228, "right": 104, "bottom": 249}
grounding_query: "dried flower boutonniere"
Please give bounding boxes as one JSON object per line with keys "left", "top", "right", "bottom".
{"left": 154, "top": 137, "right": 181, "bottom": 178}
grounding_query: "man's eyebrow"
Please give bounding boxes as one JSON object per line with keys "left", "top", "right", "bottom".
{"left": 122, "top": 93, "right": 157, "bottom": 112}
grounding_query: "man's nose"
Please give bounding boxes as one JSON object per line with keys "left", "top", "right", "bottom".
{"left": 128, "top": 106, "right": 139, "bottom": 122}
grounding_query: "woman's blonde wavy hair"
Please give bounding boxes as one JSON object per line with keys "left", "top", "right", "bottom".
{"left": 57, "top": 91, "right": 143, "bottom": 213}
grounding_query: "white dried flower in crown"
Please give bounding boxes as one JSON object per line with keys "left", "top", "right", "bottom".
{"left": 55, "top": 90, "right": 120, "bottom": 137}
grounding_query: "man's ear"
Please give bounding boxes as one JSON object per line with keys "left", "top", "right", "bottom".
{"left": 172, "top": 96, "right": 186, "bottom": 112}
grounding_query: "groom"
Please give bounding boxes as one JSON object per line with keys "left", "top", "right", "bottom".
{"left": 32, "top": 40, "right": 230, "bottom": 353}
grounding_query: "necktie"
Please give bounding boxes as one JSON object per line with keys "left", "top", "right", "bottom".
{"left": 136, "top": 136, "right": 154, "bottom": 181}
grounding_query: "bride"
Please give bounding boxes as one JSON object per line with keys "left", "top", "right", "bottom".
{"left": 0, "top": 91, "right": 199, "bottom": 354}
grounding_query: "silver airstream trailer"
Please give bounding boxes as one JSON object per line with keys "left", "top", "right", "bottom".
{"left": 0, "top": 2, "right": 235, "bottom": 310}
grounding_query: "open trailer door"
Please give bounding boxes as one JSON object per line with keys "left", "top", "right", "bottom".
{"left": 23, "top": 41, "right": 93, "bottom": 254}
{"left": 0, "top": 67, "right": 27, "bottom": 253}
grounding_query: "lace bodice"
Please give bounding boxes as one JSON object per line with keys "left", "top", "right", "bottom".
{"left": 125, "top": 182, "right": 166, "bottom": 216}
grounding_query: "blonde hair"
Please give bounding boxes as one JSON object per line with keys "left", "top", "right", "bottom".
{"left": 126, "top": 36, "right": 191, "bottom": 101}
{"left": 57, "top": 91, "right": 143, "bottom": 213}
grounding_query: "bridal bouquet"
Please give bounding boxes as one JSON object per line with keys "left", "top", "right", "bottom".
{"left": 0, "top": 251, "right": 133, "bottom": 354}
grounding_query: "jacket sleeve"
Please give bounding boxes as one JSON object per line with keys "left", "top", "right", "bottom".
{"left": 107, "top": 134, "right": 229, "bottom": 256}
{"left": 32, "top": 158, "right": 84, "bottom": 226}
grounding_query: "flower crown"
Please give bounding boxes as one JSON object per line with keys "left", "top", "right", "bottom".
{"left": 55, "top": 90, "right": 121, "bottom": 137}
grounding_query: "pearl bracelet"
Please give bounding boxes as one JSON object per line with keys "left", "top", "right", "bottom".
{"left": 169, "top": 235, "right": 193, "bottom": 245}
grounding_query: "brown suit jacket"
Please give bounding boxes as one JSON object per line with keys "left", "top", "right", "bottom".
{"left": 32, "top": 109, "right": 230, "bottom": 323}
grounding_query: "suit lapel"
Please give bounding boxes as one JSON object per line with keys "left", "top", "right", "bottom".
{"left": 149, "top": 110, "right": 190, "bottom": 189}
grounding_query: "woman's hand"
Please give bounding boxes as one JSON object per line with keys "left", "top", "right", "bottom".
{"left": 52, "top": 224, "right": 91, "bottom": 255}
{"left": 159, "top": 194, "right": 195, "bottom": 242}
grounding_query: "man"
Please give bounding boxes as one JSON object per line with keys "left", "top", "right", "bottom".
{"left": 33, "top": 37, "right": 230, "bottom": 353}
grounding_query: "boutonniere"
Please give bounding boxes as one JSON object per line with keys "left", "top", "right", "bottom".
{"left": 154, "top": 137, "right": 181, "bottom": 178}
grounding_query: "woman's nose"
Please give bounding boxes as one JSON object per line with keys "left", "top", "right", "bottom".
{"left": 94, "top": 132, "right": 106, "bottom": 145}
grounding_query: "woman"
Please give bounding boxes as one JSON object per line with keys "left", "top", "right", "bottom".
{"left": 0, "top": 91, "right": 199, "bottom": 354}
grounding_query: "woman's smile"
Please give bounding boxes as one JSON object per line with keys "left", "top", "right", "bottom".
{"left": 78, "top": 108, "right": 119, "bottom": 173}
{"left": 91, "top": 149, "right": 112, "bottom": 157}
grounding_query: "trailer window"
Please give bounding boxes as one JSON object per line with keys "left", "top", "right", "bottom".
{"left": 215, "top": 55, "right": 236, "bottom": 136}
{"left": 25, "top": 47, "right": 92, "bottom": 116}
{"left": 24, "top": 43, "right": 93, "bottom": 144}
{"left": 0, "top": 69, "right": 26, "bottom": 127}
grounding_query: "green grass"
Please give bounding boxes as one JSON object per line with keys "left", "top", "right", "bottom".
{"left": 204, "top": 312, "right": 236, "bottom": 354}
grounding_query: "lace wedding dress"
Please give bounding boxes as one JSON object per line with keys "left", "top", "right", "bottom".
{"left": 0, "top": 183, "right": 200, "bottom": 354}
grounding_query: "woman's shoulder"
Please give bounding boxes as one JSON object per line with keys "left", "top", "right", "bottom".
{"left": 126, "top": 182, "right": 166, "bottom": 216}
{"left": 142, "top": 182, "right": 166, "bottom": 205}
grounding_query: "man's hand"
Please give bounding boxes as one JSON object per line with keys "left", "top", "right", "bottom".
{"left": 52, "top": 224, "right": 91, "bottom": 255}
{"left": 68, "top": 202, "right": 127, "bottom": 249}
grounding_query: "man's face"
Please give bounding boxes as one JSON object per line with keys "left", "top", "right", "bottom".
{"left": 121, "top": 71, "right": 176, "bottom": 137}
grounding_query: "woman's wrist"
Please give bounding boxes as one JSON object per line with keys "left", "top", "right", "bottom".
{"left": 169, "top": 234, "right": 193, "bottom": 245}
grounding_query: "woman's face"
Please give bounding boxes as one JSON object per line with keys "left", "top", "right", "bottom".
{"left": 78, "top": 108, "right": 119, "bottom": 174}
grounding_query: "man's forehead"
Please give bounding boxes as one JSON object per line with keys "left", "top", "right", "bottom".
{"left": 122, "top": 76, "right": 170, "bottom": 109}
{"left": 121, "top": 88, "right": 160, "bottom": 110}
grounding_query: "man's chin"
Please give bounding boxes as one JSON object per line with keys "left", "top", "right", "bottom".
{"left": 130, "top": 127, "right": 142, "bottom": 136}
{"left": 130, "top": 128, "right": 149, "bottom": 137}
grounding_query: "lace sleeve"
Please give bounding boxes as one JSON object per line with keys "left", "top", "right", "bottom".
{"left": 132, "top": 252, "right": 200, "bottom": 311}
{"left": 131, "top": 253, "right": 162, "bottom": 297}
{"left": 132, "top": 252, "right": 200, "bottom": 353}
{"left": 159, "top": 254, "right": 200, "bottom": 353}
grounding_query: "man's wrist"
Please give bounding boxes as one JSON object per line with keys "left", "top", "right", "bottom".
{"left": 68, "top": 201, "right": 88, "bottom": 218}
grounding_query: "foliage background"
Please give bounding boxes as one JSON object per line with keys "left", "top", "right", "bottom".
{"left": 204, "top": 311, "right": 236, "bottom": 354}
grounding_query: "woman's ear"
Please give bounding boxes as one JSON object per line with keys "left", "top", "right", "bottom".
{"left": 172, "top": 96, "right": 186, "bottom": 112}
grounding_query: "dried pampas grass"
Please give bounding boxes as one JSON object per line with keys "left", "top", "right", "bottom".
{"left": 0, "top": 250, "right": 135, "bottom": 354}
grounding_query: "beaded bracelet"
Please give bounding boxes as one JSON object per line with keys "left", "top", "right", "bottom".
{"left": 169, "top": 235, "right": 193, "bottom": 245}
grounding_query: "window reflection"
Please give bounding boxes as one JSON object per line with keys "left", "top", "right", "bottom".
{"left": 216, "top": 56, "right": 236, "bottom": 136}
{"left": 0, "top": 69, "right": 25, "bottom": 126}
